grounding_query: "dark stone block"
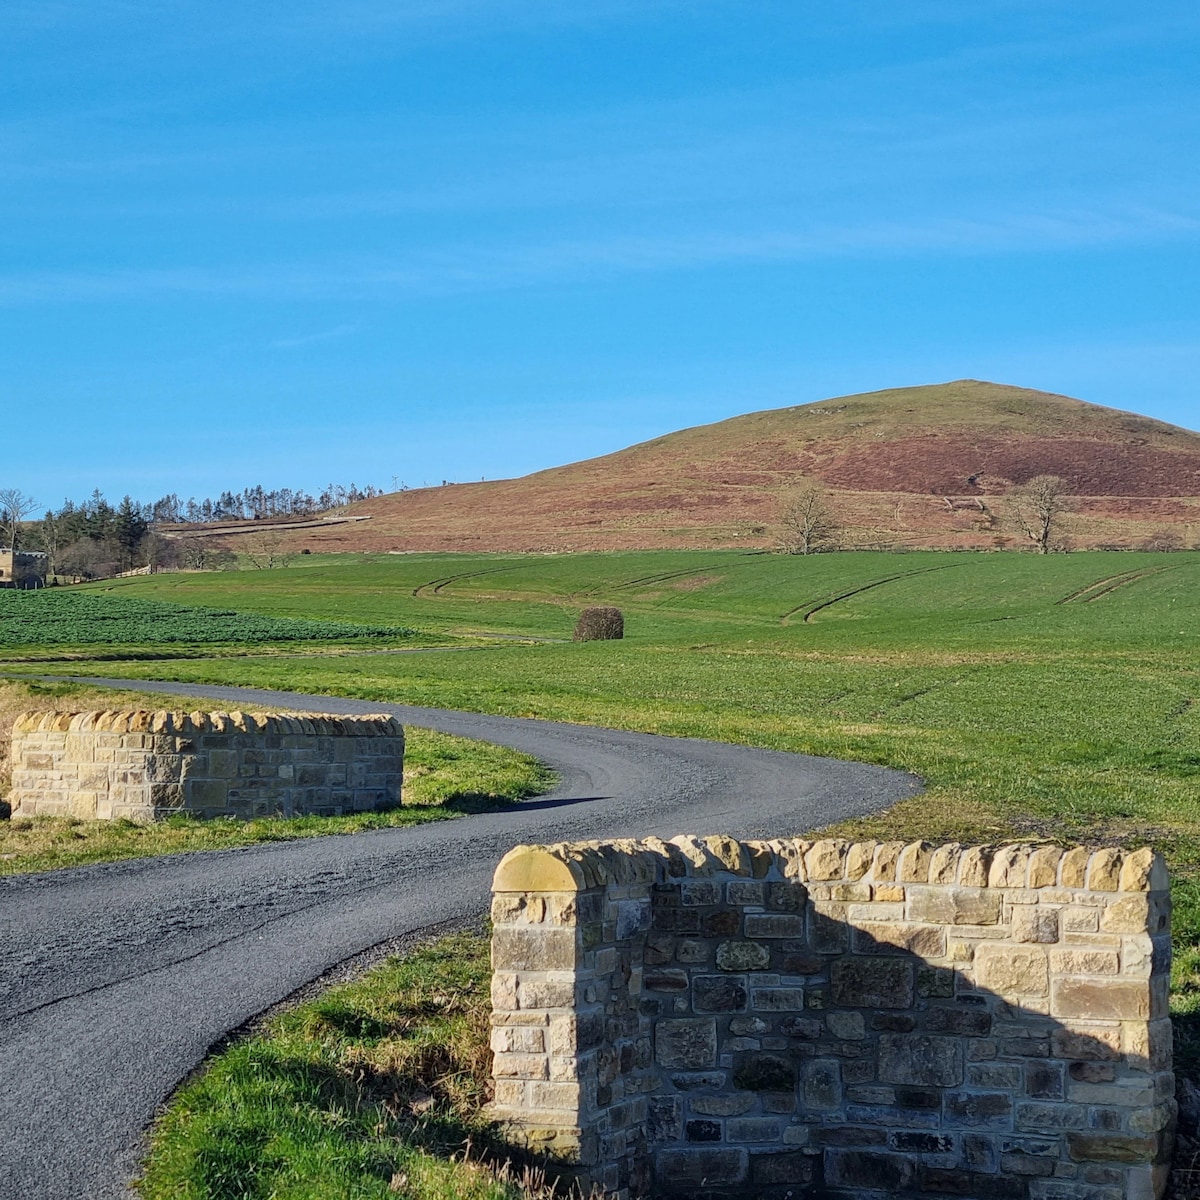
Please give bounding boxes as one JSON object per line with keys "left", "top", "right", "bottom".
{"left": 655, "top": 1148, "right": 748, "bottom": 1190}
{"left": 750, "top": 1151, "right": 815, "bottom": 1185}
{"left": 702, "top": 909, "right": 741, "bottom": 937}
{"left": 891, "top": 1131, "right": 954, "bottom": 1153}
{"left": 831, "top": 957, "right": 914, "bottom": 1009}
{"left": 693, "top": 975, "right": 749, "bottom": 1014}
{"left": 813, "top": 1126, "right": 888, "bottom": 1147}
{"left": 686, "top": 1119, "right": 722, "bottom": 1143}
{"left": 943, "top": 1092, "right": 1013, "bottom": 1128}
{"left": 895, "top": 1086, "right": 941, "bottom": 1110}
{"left": 825, "top": 1149, "right": 913, "bottom": 1190}
{"left": 780, "top": 952, "right": 825, "bottom": 975}
{"left": 733, "top": 1053, "right": 797, "bottom": 1092}
{"left": 1024, "top": 1063, "right": 1064, "bottom": 1100}
{"left": 655, "top": 907, "right": 701, "bottom": 934}
{"left": 871, "top": 1012, "right": 917, "bottom": 1032}
{"left": 767, "top": 882, "right": 806, "bottom": 912}
{"left": 918, "top": 1167, "right": 1027, "bottom": 1197}
{"left": 924, "top": 1007, "right": 991, "bottom": 1037}
{"left": 778, "top": 1016, "right": 823, "bottom": 1039}
{"left": 670, "top": 1071, "right": 726, "bottom": 1091}
{"left": 644, "top": 969, "right": 690, "bottom": 992}
{"left": 962, "top": 1134, "right": 997, "bottom": 1171}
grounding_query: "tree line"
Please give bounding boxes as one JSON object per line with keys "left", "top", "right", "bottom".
{"left": 0, "top": 482, "right": 383, "bottom": 580}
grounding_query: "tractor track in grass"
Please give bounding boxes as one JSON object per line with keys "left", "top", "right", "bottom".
{"left": 1057, "top": 564, "right": 1183, "bottom": 604}
{"left": 782, "top": 563, "right": 967, "bottom": 625}
{"left": 0, "top": 677, "right": 919, "bottom": 1200}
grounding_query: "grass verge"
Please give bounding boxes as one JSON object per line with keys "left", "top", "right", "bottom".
{"left": 135, "top": 930, "right": 559, "bottom": 1200}
{"left": 0, "top": 681, "right": 552, "bottom": 876}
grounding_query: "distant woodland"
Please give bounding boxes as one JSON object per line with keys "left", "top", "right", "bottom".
{"left": 1, "top": 483, "right": 383, "bottom": 579}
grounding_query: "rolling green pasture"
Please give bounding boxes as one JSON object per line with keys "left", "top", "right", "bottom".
{"left": 8, "top": 550, "right": 1200, "bottom": 1035}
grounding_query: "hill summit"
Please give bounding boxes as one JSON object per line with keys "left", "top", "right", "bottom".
{"left": 284, "top": 380, "right": 1200, "bottom": 552}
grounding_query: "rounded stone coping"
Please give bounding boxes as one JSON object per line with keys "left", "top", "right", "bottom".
{"left": 12, "top": 709, "right": 403, "bottom": 737}
{"left": 492, "top": 835, "right": 1166, "bottom": 894}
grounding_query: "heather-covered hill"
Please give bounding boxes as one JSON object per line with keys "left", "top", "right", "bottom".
{"left": 237, "top": 381, "right": 1200, "bottom": 552}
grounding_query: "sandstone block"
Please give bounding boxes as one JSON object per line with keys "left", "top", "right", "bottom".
{"left": 989, "top": 844, "right": 1031, "bottom": 888}
{"left": 907, "top": 886, "right": 1001, "bottom": 926}
{"left": 1052, "top": 979, "right": 1150, "bottom": 1021}
{"left": 853, "top": 921, "right": 945, "bottom": 958}
{"left": 871, "top": 841, "right": 906, "bottom": 881}
{"left": 1051, "top": 948, "right": 1119, "bottom": 976}
{"left": 492, "top": 926, "right": 576, "bottom": 973}
{"left": 958, "top": 846, "right": 993, "bottom": 887}
{"left": 1059, "top": 846, "right": 1092, "bottom": 888}
{"left": 744, "top": 914, "right": 802, "bottom": 939}
{"left": 805, "top": 839, "right": 848, "bottom": 881}
{"left": 1013, "top": 907, "right": 1060, "bottom": 944}
{"left": 1120, "top": 848, "right": 1167, "bottom": 893}
{"left": 1087, "top": 848, "right": 1123, "bottom": 892}
{"left": 1028, "top": 846, "right": 1063, "bottom": 888}
{"left": 976, "top": 944, "right": 1049, "bottom": 996}
{"left": 1100, "top": 895, "right": 1152, "bottom": 934}
{"left": 899, "top": 841, "right": 934, "bottom": 882}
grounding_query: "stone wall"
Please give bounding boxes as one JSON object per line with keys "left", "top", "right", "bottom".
{"left": 488, "top": 836, "right": 1174, "bottom": 1200}
{"left": 10, "top": 709, "right": 403, "bottom": 821}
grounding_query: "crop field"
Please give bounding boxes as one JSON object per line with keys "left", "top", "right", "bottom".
{"left": 0, "top": 588, "right": 415, "bottom": 649}
{"left": 7, "top": 549, "right": 1200, "bottom": 1043}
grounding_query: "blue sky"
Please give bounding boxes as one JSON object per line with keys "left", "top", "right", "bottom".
{"left": 3, "top": 1, "right": 1199, "bottom": 505}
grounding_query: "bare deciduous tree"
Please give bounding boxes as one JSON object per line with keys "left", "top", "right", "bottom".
{"left": 241, "top": 531, "right": 294, "bottom": 569}
{"left": 0, "top": 488, "right": 37, "bottom": 551}
{"left": 1010, "top": 474, "right": 1071, "bottom": 554}
{"left": 779, "top": 484, "right": 840, "bottom": 555}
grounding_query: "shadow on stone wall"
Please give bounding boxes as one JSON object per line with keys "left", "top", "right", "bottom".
{"left": 487, "top": 838, "right": 1176, "bottom": 1200}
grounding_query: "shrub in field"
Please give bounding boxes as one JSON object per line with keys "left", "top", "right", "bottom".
{"left": 573, "top": 606, "right": 624, "bottom": 642}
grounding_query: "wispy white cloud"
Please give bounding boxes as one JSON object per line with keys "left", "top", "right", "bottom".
{"left": 269, "top": 324, "right": 357, "bottom": 349}
{"left": 1, "top": 203, "right": 1195, "bottom": 306}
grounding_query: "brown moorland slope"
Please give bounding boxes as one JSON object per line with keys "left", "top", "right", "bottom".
{"left": 231, "top": 380, "right": 1200, "bottom": 553}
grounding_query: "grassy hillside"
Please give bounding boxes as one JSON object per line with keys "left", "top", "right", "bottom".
{"left": 199, "top": 381, "right": 1200, "bottom": 553}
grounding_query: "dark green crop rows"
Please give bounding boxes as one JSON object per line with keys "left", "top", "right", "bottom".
{"left": 0, "top": 590, "right": 414, "bottom": 646}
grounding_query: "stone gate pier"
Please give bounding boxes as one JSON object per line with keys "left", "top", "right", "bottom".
{"left": 10, "top": 709, "right": 404, "bottom": 821}
{"left": 488, "top": 836, "right": 1173, "bottom": 1200}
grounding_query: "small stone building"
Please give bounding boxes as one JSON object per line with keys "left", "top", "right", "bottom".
{"left": 0, "top": 548, "right": 48, "bottom": 588}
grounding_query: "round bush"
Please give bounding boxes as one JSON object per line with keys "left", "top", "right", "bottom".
{"left": 573, "top": 606, "right": 624, "bottom": 642}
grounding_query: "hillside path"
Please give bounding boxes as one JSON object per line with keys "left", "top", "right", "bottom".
{"left": 0, "top": 678, "right": 920, "bottom": 1200}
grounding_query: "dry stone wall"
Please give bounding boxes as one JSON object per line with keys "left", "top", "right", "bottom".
{"left": 10, "top": 709, "right": 403, "bottom": 821}
{"left": 488, "top": 835, "right": 1174, "bottom": 1200}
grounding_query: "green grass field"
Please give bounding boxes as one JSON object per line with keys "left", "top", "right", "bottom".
{"left": 18, "top": 550, "right": 1195, "bottom": 1197}
{"left": 17, "top": 551, "right": 1197, "bottom": 1006}
{"left": 0, "top": 587, "right": 418, "bottom": 654}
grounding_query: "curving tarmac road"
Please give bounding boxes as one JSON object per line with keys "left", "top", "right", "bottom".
{"left": 0, "top": 679, "right": 920, "bottom": 1200}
